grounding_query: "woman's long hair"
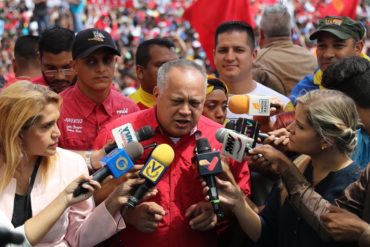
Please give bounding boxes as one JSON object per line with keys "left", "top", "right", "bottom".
{"left": 0, "top": 81, "right": 61, "bottom": 191}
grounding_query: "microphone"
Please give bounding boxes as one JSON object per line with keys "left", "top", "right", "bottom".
{"left": 225, "top": 121, "right": 236, "bottom": 130}
{"left": 215, "top": 128, "right": 255, "bottom": 162}
{"left": 194, "top": 138, "right": 224, "bottom": 219}
{"left": 109, "top": 124, "right": 155, "bottom": 152}
{"left": 127, "top": 144, "right": 175, "bottom": 208}
{"left": 0, "top": 227, "right": 25, "bottom": 246}
{"left": 228, "top": 95, "right": 280, "bottom": 116}
{"left": 73, "top": 141, "right": 144, "bottom": 197}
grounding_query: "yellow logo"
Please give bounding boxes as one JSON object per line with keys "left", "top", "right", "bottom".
{"left": 252, "top": 102, "right": 260, "bottom": 110}
{"left": 115, "top": 157, "right": 128, "bottom": 171}
{"left": 325, "top": 17, "right": 343, "bottom": 26}
{"left": 141, "top": 159, "right": 165, "bottom": 183}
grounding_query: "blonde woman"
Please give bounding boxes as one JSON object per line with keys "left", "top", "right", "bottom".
{"left": 207, "top": 90, "right": 362, "bottom": 247}
{"left": 0, "top": 81, "right": 154, "bottom": 246}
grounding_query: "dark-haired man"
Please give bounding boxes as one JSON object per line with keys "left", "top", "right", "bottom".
{"left": 4, "top": 35, "right": 43, "bottom": 87}
{"left": 290, "top": 16, "right": 369, "bottom": 104}
{"left": 38, "top": 26, "right": 76, "bottom": 93}
{"left": 129, "top": 38, "right": 178, "bottom": 109}
{"left": 213, "top": 21, "right": 289, "bottom": 122}
{"left": 58, "top": 28, "right": 139, "bottom": 154}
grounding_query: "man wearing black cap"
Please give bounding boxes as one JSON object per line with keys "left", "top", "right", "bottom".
{"left": 57, "top": 28, "right": 139, "bottom": 155}
{"left": 289, "top": 16, "right": 369, "bottom": 104}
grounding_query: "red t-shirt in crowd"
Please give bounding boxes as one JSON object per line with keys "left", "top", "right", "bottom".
{"left": 94, "top": 107, "right": 251, "bottom": 247}
{"left": 58, "top": 84, "right": 140, "bottom": 150}
{"left": 3, "top": 75, "right": 46, "bottom": 88}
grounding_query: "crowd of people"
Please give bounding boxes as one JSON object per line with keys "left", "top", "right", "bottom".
{"left": 1, "top": 0, "right": 370, "bottom": 247}
{"left": 0, "top": 0, "right": 370, "bottom": 91}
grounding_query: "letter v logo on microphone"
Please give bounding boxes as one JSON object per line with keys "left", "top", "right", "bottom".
{"left": 199, "top": 157, "right": 219, "bottom": 171}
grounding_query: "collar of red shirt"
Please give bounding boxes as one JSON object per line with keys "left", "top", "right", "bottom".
{"left": 70, "top": 84, "right": 114, "bottom": 119}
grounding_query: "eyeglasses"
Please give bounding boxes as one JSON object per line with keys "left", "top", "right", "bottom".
{"left": 44, "top": 68, "right": 74, "bottom": 77}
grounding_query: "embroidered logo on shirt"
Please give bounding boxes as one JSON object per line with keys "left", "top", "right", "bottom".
{"left": 116, "top": 108, "right": 129, "bottom": 114}
{"left": 64, "top": 118, "right": 83, "bottom": 133}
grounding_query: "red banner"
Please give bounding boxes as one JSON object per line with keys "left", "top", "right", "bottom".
{"left": 183, "top": 0, "right": 255, "bottom": 68}
{"left": 317, "top": 0, "right": 359, "bottom": 19}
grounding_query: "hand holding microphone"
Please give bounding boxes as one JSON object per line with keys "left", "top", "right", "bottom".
{"left": 248, "top": 145, "right": 293, "bottom": 174}
{"left": 73, "top": 141, "right": 144, "bottom": 197}
{"left": 194, "top": 138, "right": 224, "bottom": 219}
{"left": 127, "top": 144, "right": 175, "bottom": 208}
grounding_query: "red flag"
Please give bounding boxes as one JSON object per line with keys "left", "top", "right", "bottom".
{"left": 317, "top": 0, "right": 359, "bottom": 19}
{"left": 183, "top": 0, "right": 255, "bottom": 68}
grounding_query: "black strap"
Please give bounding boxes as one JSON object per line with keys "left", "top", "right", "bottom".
{"left": 25, "top": 157, "right": 41, "bottom": 211}
{"left": 11, "top": 157, "right": 41, "bottom": 227}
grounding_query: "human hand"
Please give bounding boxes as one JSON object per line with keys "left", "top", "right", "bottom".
{"left": 249, "top": 144, "right": 292, "bottom": 174}
{"left": 269, "top": 97, "right": 285, "bottom": 116}
{"left": 185, "top": 201, "right": 217, "bottom": 231}
{"left": 202, "top": 177, "right": 243, "bottom": 212}
{"left": 321, "top": 204, "right": 369, "bottom": 242}
{"left": 264, "top": 128, "right": 290, "bottom": 150}
{"left": 125, "top": 202, "right": 166, "bottom": 233}
{"left": 63, "top": 175, "right": 101, "bottom": 206}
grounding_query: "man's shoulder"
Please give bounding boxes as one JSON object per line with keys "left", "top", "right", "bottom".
{"left": 59, "top": 85, "right": 74, "bottom": 98}
{"left": 110, "top": 89, "right": 138, "bottom": 106}
{"left": 105, "top": 108, "right": 151, "bottom": 129}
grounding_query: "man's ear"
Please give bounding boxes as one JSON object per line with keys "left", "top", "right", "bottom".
{"left": 355, "top": 40, "right": 364, "bottom": 55}
{"left": 251, "top": 49, "right": 257, "bottom": 63}
{"left": 153, "top": 86, "right": 160, "bottom": 99}
{"left": 136, "top": 65, "right": 144, "bottom": 81}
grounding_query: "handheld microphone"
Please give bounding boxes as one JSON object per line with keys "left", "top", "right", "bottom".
{"left": 225, "top": 121, "right": 236, "bottom": 130}
{"left": 110, "top": 124, "right": 155, "bottom": 151}
{"left": 73, "top": 141, "right": 144, "bottom": 197}
{"left": 229, "top": 95, "right": 281, "bottom": 116}
{"left": 0, "top": 227, "right": 24, "bottom": 246}
{"left": 216, "top": 128, "right": 255, "bottom": 162}
{"left": 194, "top": 138, "right": 224, "bottom": 219}
{"left": 127, "top": 144, "right": 175, "bottom": 208}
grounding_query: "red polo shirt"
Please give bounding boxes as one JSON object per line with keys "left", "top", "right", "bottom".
{"left": 3, "top": 75, "right": 46, "bottom": 88}
{"left": 58, "top": 84, "right": 140, "bottom": 150}
{"left": 94, "top": 107, "right": 251, "bottom": 247}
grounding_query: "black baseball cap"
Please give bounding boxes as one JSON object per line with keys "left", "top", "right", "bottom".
{"left": 72, "top": 28, "right": 120, "bottom": 59}
{"left": 309, "top": 16, "right": 365, "bottom": 41}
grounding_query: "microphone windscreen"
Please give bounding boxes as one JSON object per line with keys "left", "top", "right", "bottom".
{"left": 196, "top": 138, "right": 211, "bottom": 153}
{"left": 137, "top": 125, "right": 155, "bottom": 141}
{"left": 228, "top": 95, "right": 249, "bottom": 114}
{"left": 215, "top": 128, "right": 227, "bottom": 143}
{"left": 125, "top": 141, "right": 145, "bottom": 160}
{"left": 150, "top": 144, "right": 175, "bottom": 167}
{"left": 225, "top": 121, "right": 236, "bottom": 130}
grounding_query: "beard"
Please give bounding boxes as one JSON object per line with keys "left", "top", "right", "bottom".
{"left": 43, "top": 74, "right": 77, "bottom": 93}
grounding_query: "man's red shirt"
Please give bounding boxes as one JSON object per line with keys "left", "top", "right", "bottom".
{"left": 58, "top": 84, "right": 140, "bottom": 150}
{"left": 94, "top": 107, "right": 251, "bottom": 247}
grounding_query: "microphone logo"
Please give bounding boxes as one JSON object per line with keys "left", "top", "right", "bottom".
{"left": 225, "top": 134, "right": 243, "bottom": 155}
{"left": 120, "top": 125, "right": 134, "bottom": 143}
{"left": 115, "top": 157, "right": 129, "bottom": 171}
{"left": 140, "top": 158, "right": 167, "bottom": 183}
{"left": 199, "top": 156, "right": 219, "bottom": 172}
